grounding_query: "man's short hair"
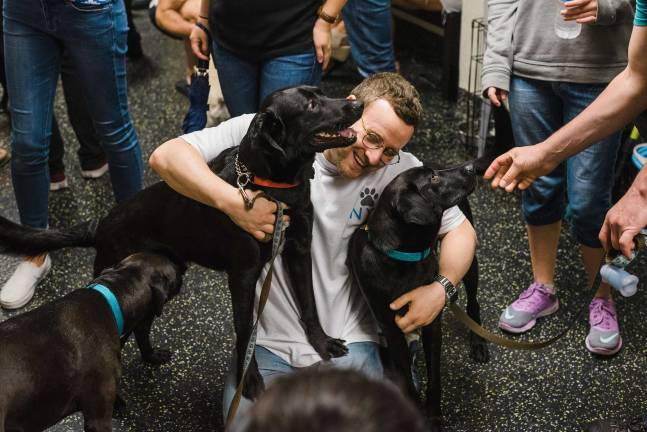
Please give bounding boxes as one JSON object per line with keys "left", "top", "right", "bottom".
{"left": 351, "top": 72, "right": 423, "bottom": 127}
{"left": 240, "top": 369, "right": 427, "bottom": 432}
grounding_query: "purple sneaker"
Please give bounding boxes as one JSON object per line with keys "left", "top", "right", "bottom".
{"left": 498, "top": 282, "right": 559, "bottom": 333}
{"left": 586, "top": 297, "right": 622, "bottom": 356}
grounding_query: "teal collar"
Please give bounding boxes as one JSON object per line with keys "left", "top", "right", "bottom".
{"left": 88, "top": 283, "right": 125, "bottom": 336}
{"left": 363, "top": 225, "right": 432, "bottom": 263}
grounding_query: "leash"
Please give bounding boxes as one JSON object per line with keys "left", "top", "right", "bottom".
{"left": 224, "top": 195, "right": 287, "bottom": 431}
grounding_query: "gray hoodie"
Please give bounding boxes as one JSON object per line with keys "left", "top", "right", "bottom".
{"left": 482, "top": 0, "right": 634, "bottom": 93}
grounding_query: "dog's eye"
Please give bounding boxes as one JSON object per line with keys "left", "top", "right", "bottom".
{"left": 430, "top": 175, "right": 440, "bottom": 184}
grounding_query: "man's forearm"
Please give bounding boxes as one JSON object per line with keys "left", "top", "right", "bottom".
{"left": 149, "top": 138, "right": 239, "bottom": 212}
{"left": 542, "top": 26, "right": 647, "bottom": 163}
{"left": 437, "top": 219, "right": 477, "bottom": 286}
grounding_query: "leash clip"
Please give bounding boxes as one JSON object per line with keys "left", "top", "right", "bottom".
{"left": 234, "top": 153, "right": 254, "bottom": 210}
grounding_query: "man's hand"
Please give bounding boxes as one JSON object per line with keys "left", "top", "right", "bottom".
{"left": 190, "top": 21, "right": 210, "bottom": 61}
{"left": 221, "top": 188, "right": 289, "bottom": 242}
{"left": 561, "top": 0, "right": 598, "bottom": 24}
{"left": 390, "top": 282, "right": 446, "bottom": 334}
{"left": 483, "top": 143, "right": 559, "bottom": 192}
{"left": 599, "top": 182, "right": 647, "bottom": 258}
{"left": 486, "top": 87, "right": 508, "bottom": 108}
{"left": 313, "top": 18, "right": 333, "bottom": 70}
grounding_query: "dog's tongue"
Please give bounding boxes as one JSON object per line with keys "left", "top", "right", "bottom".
{"left": 339, "top": 128, "right": 356, "bottom": 138}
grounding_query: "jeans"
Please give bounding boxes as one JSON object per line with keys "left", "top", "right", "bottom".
{"left": 3, "top": 0, "right": 143, "bottom": 228}
{"left": 342, "top": 0, "right": 396, "bottom": 77}
{"left": 222, "top": 342, "right": 384, "bottom": 428}
{"left": 508, "top": 76, "right": 620, "bottom": 248}
{"left": 212, "top": 41, "right": 322, "bottom": 116}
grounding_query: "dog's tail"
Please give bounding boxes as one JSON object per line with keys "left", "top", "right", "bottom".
{"left": 0, "top": 216, "right": 97, "bottom": 257}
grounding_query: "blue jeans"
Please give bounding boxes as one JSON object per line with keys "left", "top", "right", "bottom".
{"left": 3, "top": 0, "right": 143, "bottom": 229}
{"left": 212, "top": 41, "right": 322, "bottom": 116}
{"left": 222, "top": 342, "right": 384, "bottom": 427}
{"left": 509, "top": 76, "right": 620, "bottom": 248}
{"left": 342, "top": 0, "right": 396, "bottom": 77}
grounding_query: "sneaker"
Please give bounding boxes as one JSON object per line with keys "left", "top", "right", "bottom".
{"left": 498, "top": 282, "right": 559, "bottom": 333}
{"left": 50, "top": 171, "right": 69, "bottom": 191}
{"left": 0, "top": 255, "right": 51, "bottom": 309}
{"left": 587, "top": 416, "right": 647, "bottom": 431}
{"left": 586, "top": 297, "right": 622, "bottom": 355}
{"left": 80, "top": 161, "right": 109, "bottom": 179}
{"left": 175, "top": 79, "right": 190, "bottom": 98}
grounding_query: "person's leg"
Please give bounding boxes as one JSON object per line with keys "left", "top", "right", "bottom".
{"left": 259, "top": 50, "right": 322, "bottom": 105}
{"left": 48, "top": 115, "right": 69, "bottom": 191}
{"left": 60, "top": 0, "right": 143, "bottom": 203}
{"left": 499, "top": 76, "right": 564, "bottom": 333}
{"left": 0, "top": 16, "right": 7, "bottom": 113}
{"left": 222, "top": 346, "right": 297, "bottom": 429}
{"left": 125, "top": 0, "right": 144, "bottom": 60}
{"left": 560, "top": 81, "right": 622, "bottom": 355}
{"left": 1, "top": 0, "right": 59, "bottom": 308}
{"left": 341, "top": 0, "right": 396, "bottom": 77}
{"left": 211, "top": 41, "right": 259, "bottom": 116}
{"left": 60, "top": 51, "right": 107, "bottom": 176}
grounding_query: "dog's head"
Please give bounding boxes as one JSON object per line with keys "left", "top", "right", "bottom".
{"left": 369, "top": 163, "right": 478, "bottom": 251}
{"left": 105, "top": 252, "right": 187, "bottom": 318}
{"left": 239, "top": 86, "right": 363, "bottom": 182}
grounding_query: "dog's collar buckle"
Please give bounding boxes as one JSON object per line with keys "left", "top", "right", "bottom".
{"left": 235, "top": 154, "right": 254, "bottom": 210}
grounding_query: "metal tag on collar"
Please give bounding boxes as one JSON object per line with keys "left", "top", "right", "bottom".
{"left": 235, "top": 153, "right": 254, "bottom": 210}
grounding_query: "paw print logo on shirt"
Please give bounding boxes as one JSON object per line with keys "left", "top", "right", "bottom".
{"left": 360, "top": 188, "right": 379, "bottom": 208}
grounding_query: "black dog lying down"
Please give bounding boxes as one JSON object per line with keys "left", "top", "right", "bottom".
{"left": 0, "top": 252, "right": 185, "bottom": 432}
{"left": 0, "top": 86, "right": 362, "bottom": 398}
{"left": 347, "top": 161, "right": 489, "bottom": 431}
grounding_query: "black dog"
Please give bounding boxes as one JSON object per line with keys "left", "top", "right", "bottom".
{"left": 0, "top": 86, "right": 361, "bottom": 398}
{"left": 347, "top": 162, "right": 489, "bottom": 431}
{"left": 0, "top": 252, "right": 185, "bottom": 432}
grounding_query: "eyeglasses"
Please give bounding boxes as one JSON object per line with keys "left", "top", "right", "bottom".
{"left": 359, "top": 117, "right": 400, "bottom": 166}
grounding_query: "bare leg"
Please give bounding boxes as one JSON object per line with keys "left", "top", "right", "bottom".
{"left": 581, "top": 244, "right": 611, "bottom": 298}
{"left": 527, "top": 222, "right": 561, "bottom": 286}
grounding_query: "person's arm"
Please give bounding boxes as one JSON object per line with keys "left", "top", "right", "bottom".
{"left": 189, "top": 0, "right": 210, "bottom": 60}
{"left": 599, "top": 166, "right": 647, "bottom": 256}
{"left": 156, "top": 0, "right": 195, "bottom": 37}
{"left": 389, "top": 219, "right": 477, "bottom": 334}
{"left": 148, "top": 121, "right": 279, "bottom": 241}
{"left": 485, "top": 26, "right": 647, "bottom": 191}
{"left": 481, "top": 0, "right": 518, "bottom": 107}
{"left": 313, "top": 0, "right": 347, "bottom": 70}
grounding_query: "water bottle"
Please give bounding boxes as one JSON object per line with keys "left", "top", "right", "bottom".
{"left": 554, "top": 0, "right": 581, "bottom": 39}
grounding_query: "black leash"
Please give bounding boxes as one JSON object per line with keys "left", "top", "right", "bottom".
{"left": 224, "top": 195, "right": 286, "bottom": 431}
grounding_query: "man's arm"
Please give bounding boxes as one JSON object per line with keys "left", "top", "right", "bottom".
{"left": 189, "top": 0, "right": 210, "bottom": 60}
{"left": 149, "top": 137, "right": 278, "bottom": 241}
{"left": 313, "top": 0, "right": 347, "bottom": 70}
{"left": 485, "top": 26, "right": 647, "bottom": 191}
{"left": 156, "top": 0, "right": 195, "bottom": 37}
{"left": 390, "top": 219, "right": 477, "bottom": 334}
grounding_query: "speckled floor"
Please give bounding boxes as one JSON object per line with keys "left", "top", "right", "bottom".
{"left": 0, "top": 10, "right": 645, "bottom": 432}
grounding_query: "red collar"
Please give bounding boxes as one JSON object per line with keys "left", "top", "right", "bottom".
{"left": 252, "top": 176, "right": 300, "bottom": 189}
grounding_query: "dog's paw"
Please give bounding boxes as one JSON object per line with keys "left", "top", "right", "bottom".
{"left": 142, "top": 348, "right": 172, "bottom": 365}
{"left": 469, "top": 334, "right": 490, "bottom": 364}
{"left": 360, "top": 188, "right": 379, "bottom": 208}
{"left": 242, "top": 364, "right": 265, "bottom": 400}
{"left": 326, "top": 337, "right": 349, "bottom": 358}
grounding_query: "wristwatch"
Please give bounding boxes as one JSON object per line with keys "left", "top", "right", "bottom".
{"left": 317, "top": 5, "right": 341, "bottom": 24}
{"left": 435, "top": 274, "right": 458, "bottom": 303}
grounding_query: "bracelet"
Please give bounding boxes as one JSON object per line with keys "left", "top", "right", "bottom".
{"left": 316, "top": 5, "right": 340, "bottom": 24}
{"left": 195, "top": 21, "right": 211, "bottom": 38}
{"left": 435, "top": 274, "right": 458, "bottom": 303}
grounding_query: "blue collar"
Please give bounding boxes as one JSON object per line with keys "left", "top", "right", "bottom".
{"left": 362, "top": 225, "right": 432, "bottom": 262}
{"left": 385, "top": 248, "right": 432, "bottom": 262}
{"left": 88, "top": 283, "right": 125, "bottom": 336}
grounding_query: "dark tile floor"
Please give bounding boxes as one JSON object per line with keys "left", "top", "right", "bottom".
{"left": 0, "top": 10, "right": 646, "bottom": 432}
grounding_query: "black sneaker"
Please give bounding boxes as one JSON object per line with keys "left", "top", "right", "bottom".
{"left": 588, "top": 417, "right": 647, "bottom": 432}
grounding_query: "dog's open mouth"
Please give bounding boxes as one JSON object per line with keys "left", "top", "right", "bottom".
{"left": 312, "top": 127, "right": 357, "bottom": 149}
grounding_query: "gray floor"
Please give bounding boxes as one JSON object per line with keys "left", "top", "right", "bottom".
{"left": 0, "top": 10, "right": 646, "bottom": 432}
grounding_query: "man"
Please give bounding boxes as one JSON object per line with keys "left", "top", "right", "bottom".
{"left": 149, "top": 73, "right": 477, "bottom": 422}
{"left": 483, "top": 5, "right": 647, "bottom": 430}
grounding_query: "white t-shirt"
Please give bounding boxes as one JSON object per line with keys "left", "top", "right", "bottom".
{"left": 182, "top": 115, "right": 466, "bottom": 367}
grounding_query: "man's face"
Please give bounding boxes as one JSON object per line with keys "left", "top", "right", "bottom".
{"left": 323, "top": 98, "right": 414, "bottom": 179}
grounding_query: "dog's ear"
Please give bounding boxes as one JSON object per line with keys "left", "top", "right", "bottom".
{"left": 398, "top": 191, "right": 438, "bottom": 226}
{"left": 258, "top": 110, "right": 286, "bottom": 157}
